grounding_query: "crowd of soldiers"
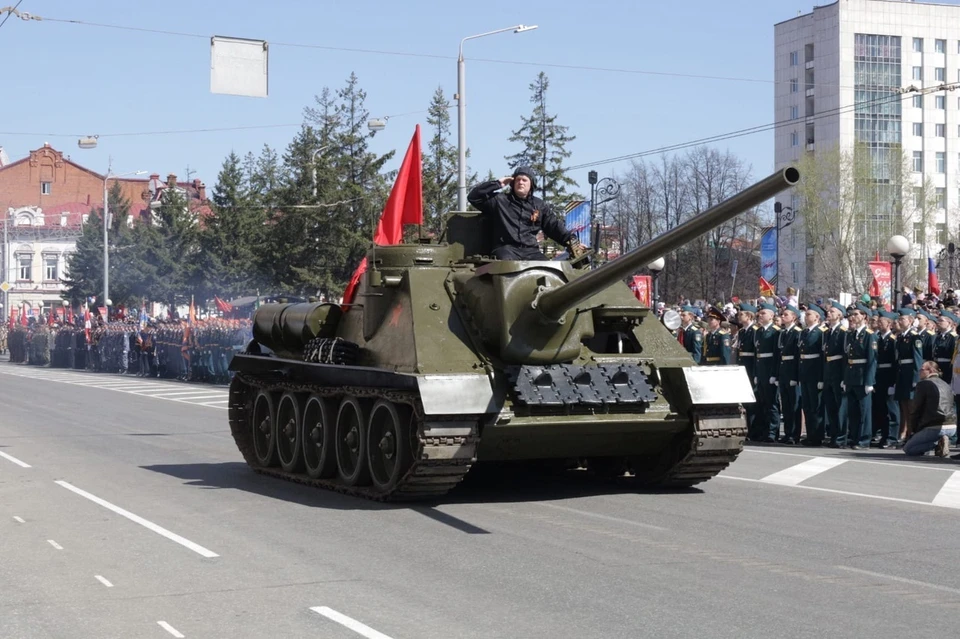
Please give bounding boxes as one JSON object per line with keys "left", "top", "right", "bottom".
{"left": 671, "top": 291, "right": 960, "bottom": 454}
{"left": 6, "top": 317, "right": 252, "bottom": 384}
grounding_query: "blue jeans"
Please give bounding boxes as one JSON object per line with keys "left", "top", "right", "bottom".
{"left": 903, "top": 425, "right": 957, "bottom": 456}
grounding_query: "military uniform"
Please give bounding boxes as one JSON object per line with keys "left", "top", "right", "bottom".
{"left": 844, "top": 311, "right": 878, "bottom": 449}
{"left": 677, "top": 322, "right": 703, "bottom": 364}
{"left": 778, "top": 316, "right": 803, "bottom": 443}
{"left": 872, "top": 318, "right": 900, "bottom": 447}
{"left": 822, "top": 313, "right": 848, "bottom": 447}
{"left": 933, "top": 328, "right": 957, "bottom": 384}
{"left": 799, "top": 309, "right": 827, "bottom": 445}
{"left": 753, "top": 316, "right": 781, "bottom": 442}
{"left": 894, "top": 325, "right": 923, "bottom": 401}
{"left": 704, "top": 328, "right": 732, "bottom": 365}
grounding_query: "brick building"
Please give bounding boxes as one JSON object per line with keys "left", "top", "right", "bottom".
{"left": 0, "top": 143, "right": 206, "bottom": 318}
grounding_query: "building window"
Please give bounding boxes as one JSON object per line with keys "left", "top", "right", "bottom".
{"left": 914, "top": 37, "right": 923, "bottom": 52}
{"left": 937, "top": 151, "right": 946, "bottom": 172}
{"left": 40, "top": 182, "right": 51, "bottom": 195}
{"left": 937, "top": 188, "right": 946, "bottom": 209}
{"left": 914, "top": 95, "right": 924, "bottom": 108}
{"left": 790, "top": 105, "right": 799, "bottom": 119}
{"left": 936, "top": 67, "right": 946, "bottom": 82}
{"left": 936, "top": 39, "right": 946, "bottom": 53}
{"left": 936, "top": 95, "right": 946, "bottom": 109}
{"left": 17, "top": 255, "right": 32, "bottom": 281}
{"left": 790, "top": 78, "right": 798, "bottom": 93}
{"left": 789, "top": 51, "right": 799, "bottom": 66}
{"left": 913, "top": 66, "right": 923, "bottom": 80}
{"left": 43, "top": 255, "right": 58, "bottom": 281}
{"left": 804, "top": 43, "right": 814, "bottom": 62}
{"left": 938, "top": 223, "right": 948, "bottom": 244}
{"left": 914, "top": 222, "right": 924, "bottom": 244}
{"left": 914, "top": 151, "right": 923, "bottom": 172}
{"left": 790, "top": 131, "right": 799, "bottom": 147}
{"left": 937, "top": 124, "right": 946, "bottom": 138}
{"left": 914, "top": 122, "right": 923, "bottom": 136}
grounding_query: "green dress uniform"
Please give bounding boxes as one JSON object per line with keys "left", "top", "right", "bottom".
{"left": 704, "top": 329, "right": 732, "bottom": 365}
{"left": 677, "top": 322, "right": 703, "bottom": 364}
{"left": 822, "top": 311, "right": 848, "bottom": 447}
{"left": 778, "top": 320, "right": 803, "bottom": 443}
{"left": 872, "top": 322, "right": 900, "bottom": 446}
{"left": 843, "top": 323, "right": 878, "bottom": 449}
{"left": 933, "top": 329, "right": 957, "bottom": 384}
{"left": 799, "top": 318, "right": 828, "bottom": 445}
{"left": 753, "top": 318, "right": 781, "bottom": 442}
{"left": 894, "top": 327, "right": 923, "bottom": 400}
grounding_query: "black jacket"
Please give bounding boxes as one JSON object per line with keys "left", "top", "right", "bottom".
{"left": 910, "top": 375, "right": 957, "bottom": 429}
{"left": 467, "top": 180, "right": 574, "bottom": 250}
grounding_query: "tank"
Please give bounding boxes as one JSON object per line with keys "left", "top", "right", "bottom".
{"left": 228, "top": 166, "right": 800, "bottom": 501}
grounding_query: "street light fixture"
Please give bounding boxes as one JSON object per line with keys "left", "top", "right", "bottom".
{"left": 78, "top": 136, "right": 98, "bottom": 149}
{"left": 888, "top": 234, "right": 910, "bottom": 310}
{"left": 647, "top": 257, "right": 665, "bottom": 309}
{"left": 456, "top": 24, "right": 538, "bottom": 211}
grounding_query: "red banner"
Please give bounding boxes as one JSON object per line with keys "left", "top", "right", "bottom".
{"left": 8, "top": 309, "right": 16, "bottom": 329}
{"left": 629, "top": 275, "right": 652, "bottom": 306}
{"left": 868, "top": 261, "right": 892, "bottom": 300}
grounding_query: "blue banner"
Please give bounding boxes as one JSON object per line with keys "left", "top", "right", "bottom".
{"left": 564, "top": 200, "right": 591, "bottom": 248}
{"left": 760, "top": 227, "right": 778, "bottom": 284}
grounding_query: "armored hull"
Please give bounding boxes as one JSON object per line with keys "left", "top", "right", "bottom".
{"left": 228, "top": 167, "right": 799, "bottom": 501}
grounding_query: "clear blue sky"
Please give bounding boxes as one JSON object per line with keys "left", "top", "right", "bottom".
{"left": 2, "top": 1, "right": 815, "bottom": 193}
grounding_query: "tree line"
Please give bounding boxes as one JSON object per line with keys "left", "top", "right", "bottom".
{"left": 63, "top": 70, "right": 769, "bottom": 310}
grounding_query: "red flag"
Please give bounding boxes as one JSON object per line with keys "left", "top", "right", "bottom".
{"left": 868, "top": 276, "right": 881, "bottom": 297}
{"left": 929, "top": 257, "right": 941, "bottom": 296}
{"left": 342, "top": 125, "right": 423, "bottom": 306}
{"left": 19, "top": 306, "right": 27, "bottom": 326}
{"left": 214, "top": 296, "right": 233, "bottom": 313}
{"left": 874, "top": 249, "right": 881, "bottom": 262}
{"left": 759, "top": 277, "right": 776, "bottom": 297}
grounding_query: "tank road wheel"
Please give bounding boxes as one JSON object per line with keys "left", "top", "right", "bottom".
{"left": 302, "top": 394, "right": 336, "bottom": 479}
{"left": 335, "top": 397, "right": 370, "bottom": 486}
{"left": 366, "top": 400, "right": 413, "bottom": 493}
{"left": 251, "top": 390, "right": 278, "bottom": 467}
{"left": 275, "top": 392, "right": 304, "bottom": 473}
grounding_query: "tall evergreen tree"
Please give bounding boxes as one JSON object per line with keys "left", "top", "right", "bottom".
{"left": 505, "top": 71, "right": 579, "bottom": 204}
{"left": 422, "top": 86, "right": 458, "bottom": 234}
{"left": 195, "top": 151, "right": 267, "bottom": 300}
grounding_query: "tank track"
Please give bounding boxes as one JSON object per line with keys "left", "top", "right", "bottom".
{"left": 228, "top": 373, "right": 478, "bottom": 502}
{"left": 651, "top": 410, "right": 747, "bottom": 488}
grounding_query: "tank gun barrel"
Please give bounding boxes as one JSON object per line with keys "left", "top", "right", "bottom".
{"left": 534, "top": 166, "right": 800, "bottom": 322}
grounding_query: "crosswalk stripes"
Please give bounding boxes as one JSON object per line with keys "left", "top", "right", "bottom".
{"left": 723, "top": 448, "right": 960, "bottom": 511}
{"left": 0, "top": 364, "right": 230, "bottom": 410}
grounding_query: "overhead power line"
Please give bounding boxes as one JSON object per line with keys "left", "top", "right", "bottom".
{"left": 0, "top": 0, "right": 26, "bottom": 30}
{"left": 565, "top": 83, "right": 960, "bottom": 171}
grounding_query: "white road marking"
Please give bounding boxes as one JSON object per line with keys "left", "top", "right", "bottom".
{"left": 718, "top": 475, "right": 945, "bottom": 509}
{"left": 760, "top": 457, "right": 847, "bottom": 486}
{"left": 55, "top": 481, "right": 219, "bottom": 558}
{"left": 743, "top": 447, "right": 957, "bottom": 473}
{"left": 198, "top": 400, "right": 230, "bottom": 406}
{"left": 837, "top": 566, "right": 960, "bottom": 596}
{"left": 535, "top": 502, "right": 668, "bottom": 531}
{"left": 311, "top": 607, "right": 394, "bottom": 639}
{"left": 0, "top": 368, "right": 228, "bottom": 410}
{"left": 0, "top": 450, "right": 31, "bottom": 468}
{"left": 13, "top": 516, "right": 25, "bottom": 523}
{"left": 157, "top": 621, "right": 185, "bottom": 638}
{"left": 95, "top": 575, "right": 114, "bottom": 588}
{"left": 47, "top": 539, "right": 63, "bottom": 550}
{"left": 932, "top": 471, "right": 960, "bottom": 508}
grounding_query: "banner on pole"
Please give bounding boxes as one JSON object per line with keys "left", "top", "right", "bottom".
{"left": 760, "top": 228, "right": 777, "bottom": 288}
{"left": 868, "top": 261, "right": 892, "bottom": 300}
{"left": 629, "top": 275, "right": 652, "bottom": 306}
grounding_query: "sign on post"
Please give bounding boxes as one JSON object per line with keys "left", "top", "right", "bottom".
{"left": 210, "top": 36, "right": 269, "bottom": 98}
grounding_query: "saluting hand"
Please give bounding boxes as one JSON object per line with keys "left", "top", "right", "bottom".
{"left": 498, "top": 176, "right": 514, "bottom": 188}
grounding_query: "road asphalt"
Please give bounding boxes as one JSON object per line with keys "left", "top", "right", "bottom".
{"left": 1, "top": 362, "right": 958, "bottom": 638}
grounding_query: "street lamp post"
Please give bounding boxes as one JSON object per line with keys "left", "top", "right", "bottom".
{"left": 888, "top": 234, "right": 910, "bottom": 311}
{"left": 456, "top": 24, "right": 538, "bottom": 211}
{"left": 312, "top": 145, "right": 330, "bottom": 198}
{"left": 587, "top": 171, "right": 621, "bottom": 264}
{"left": 648, "top": 257, "right": 665, "bottom": 309}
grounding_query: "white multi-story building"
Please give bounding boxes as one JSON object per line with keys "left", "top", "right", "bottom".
{"left": 775, "top": 0, "right": 960, "bottom": 295}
